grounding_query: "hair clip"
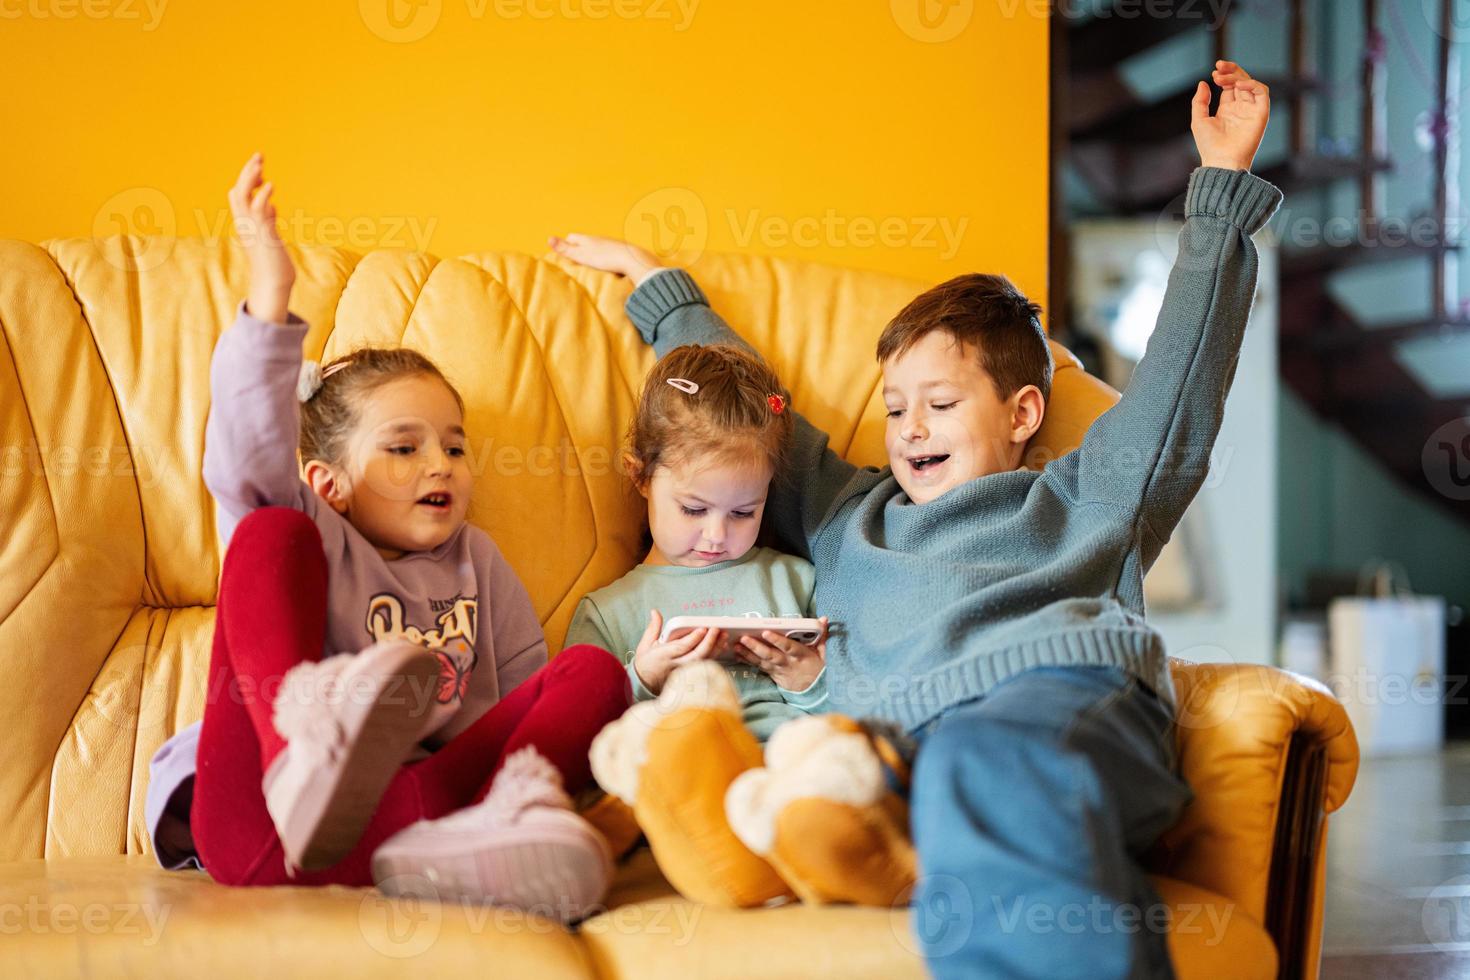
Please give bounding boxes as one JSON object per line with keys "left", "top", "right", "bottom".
{"left": 297, "top": 359, "right": 351, "bottom": 402}
{"left": 296, "top": 361, "right": 323, "bottom": 403}
{"left": 767, "top": 394, "right": 786, "bottom": 415}
{"left": 667, "top": 378, "right": 700, "bottom": 395}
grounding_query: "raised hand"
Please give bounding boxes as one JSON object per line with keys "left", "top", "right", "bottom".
{"left": 228, "top": 152, "right": 295, "bottom": 324}
{"left": 1191, "top": 61, "right": 1270, "bottom": 172}
{"left": 548, "top": 233, "right": 664, "bottom": 284}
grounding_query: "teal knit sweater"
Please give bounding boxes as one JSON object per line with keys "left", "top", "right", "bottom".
{"left": 624, "top": 167, "right": 1282, "bottom": 733}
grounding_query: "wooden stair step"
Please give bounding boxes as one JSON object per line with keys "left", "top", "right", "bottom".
{"left": 1067, "top": 1, "right": 1226, "bottom": 75}
{"left": 1282, "top": 239, "right": 1460, "bottom": 278}
{"left": 1071, "top": 76, "right": 1321, "bottom": 145}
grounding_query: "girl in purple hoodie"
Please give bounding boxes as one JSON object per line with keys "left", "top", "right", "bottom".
{"left": 145, "top": 154, "right": 630, "bottom": 922}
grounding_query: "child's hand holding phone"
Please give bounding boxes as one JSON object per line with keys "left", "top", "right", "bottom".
{"left": 632, "top": 608, "right": 726, "bottom": 695}
{"left": 734, "top": 616, "right": 829, "bottom": 693}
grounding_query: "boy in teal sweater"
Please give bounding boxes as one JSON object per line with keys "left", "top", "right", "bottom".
{"left": 555, "top": 63, "right": 1275, "bottom": 978}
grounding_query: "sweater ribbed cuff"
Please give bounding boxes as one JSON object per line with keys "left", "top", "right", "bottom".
{"left": 627, "top": 661, "right": 657, "bottom": 702}
{"left": 1184, "top": 168, "right": 1283, "bottom": 235}
{"left": 624, "top": 268, "right": 708, "bottom": 345}
{"left": 778, "top": 666, "right": 828, "bottom": 710}
{"left": 228, "top": 302, "right": 310, "bottom": 368}
{"left": 236, "top": 300, "right": 308, "bottom": 331}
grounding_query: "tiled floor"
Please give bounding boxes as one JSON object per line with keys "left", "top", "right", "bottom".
{"left": 1321, "top": 743, "right": 1470, "bottom": 979}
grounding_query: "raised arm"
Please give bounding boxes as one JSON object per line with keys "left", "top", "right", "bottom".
{"left": 202, "top": 309, "right": 315, "bottom": 543}
{"left": 202, "top": 154, "right": 313, "bottom": 545}
{"left": 1052, "top": 63, "right": 1280, "bottom": 561}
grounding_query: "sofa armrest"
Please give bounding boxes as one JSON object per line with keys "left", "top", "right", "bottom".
{"left": 1149, "top": 661, "right": 1359, "bottom": 980}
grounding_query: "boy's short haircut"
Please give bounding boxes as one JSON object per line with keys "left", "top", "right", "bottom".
{"left": 877, "top": 273, "right": 1054, "bottom": 402}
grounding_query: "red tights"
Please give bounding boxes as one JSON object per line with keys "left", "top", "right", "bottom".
{"left": 192, "top": 507, "right": 629, "bottom": 886}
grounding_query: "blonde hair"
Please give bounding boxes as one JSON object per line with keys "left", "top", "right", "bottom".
{"left": 299, "top": 348, "right": 464, "bottom": 464}
{"left": 627, "top": 344, "right": 794, "bottom": 486}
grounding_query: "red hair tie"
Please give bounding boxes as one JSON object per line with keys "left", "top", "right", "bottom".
{"left": 768, "top": 394, "right": 786, "bottom": 415}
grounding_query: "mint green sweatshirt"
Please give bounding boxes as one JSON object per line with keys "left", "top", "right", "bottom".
{"left": 565, "top": 546, "right": 828, "bottom": 740}
{"left": 621, "top": 167, "right": 1282, "bottom": 733}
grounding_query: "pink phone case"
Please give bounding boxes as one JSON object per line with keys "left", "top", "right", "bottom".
{"left": 659, "top": 616, "right": 824, "bottom": 661}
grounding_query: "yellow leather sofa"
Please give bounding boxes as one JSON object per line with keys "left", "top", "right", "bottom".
{"left": 0, "top": 235, "right": 1358, "bottom": 979}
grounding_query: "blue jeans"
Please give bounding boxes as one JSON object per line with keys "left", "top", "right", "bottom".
{"left": 909, "top": 666, "right": 1191, "bottom": 980}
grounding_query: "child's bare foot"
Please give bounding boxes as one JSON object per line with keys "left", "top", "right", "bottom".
{"left": 228, "top": 152, "right": 295, "bottom": 324}
{"left": 548, "top": 233, "right": 664, "bottom": 284}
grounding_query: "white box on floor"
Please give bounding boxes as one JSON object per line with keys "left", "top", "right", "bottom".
{"left": 1328, "top": 597, "right": 1446, "bottom": 756}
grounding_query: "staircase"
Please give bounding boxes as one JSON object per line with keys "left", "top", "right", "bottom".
{"left": 1052, "top": 0, "right": 1469, "bottom": 523}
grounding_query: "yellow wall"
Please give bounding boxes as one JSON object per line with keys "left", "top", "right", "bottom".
{"left": 0, "top": 0, "right": 1047, "bottom": 294}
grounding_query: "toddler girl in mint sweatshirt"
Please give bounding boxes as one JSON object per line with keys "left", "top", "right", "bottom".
{"left": 564, "top": 343, "right": 828, "bottom": 740}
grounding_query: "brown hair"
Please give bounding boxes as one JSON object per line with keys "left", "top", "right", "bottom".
{"left": 627, "top": 344, "right": 794, "bottom": 487}
{"left": 877, "top": 273, "right": 1053, "bottom": 401}
{"left": 299, "top": 348, "right": 465, "bottom": 464}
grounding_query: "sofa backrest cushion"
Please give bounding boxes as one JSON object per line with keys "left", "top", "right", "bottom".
{"left": 0, "top": 237, "right": 1117, "bottom": 859}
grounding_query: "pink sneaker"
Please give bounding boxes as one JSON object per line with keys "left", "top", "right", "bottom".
{"left": 371, "top": 747, "right": 613, "bottom": 924}
{"left": 264, "top": 640, "right": 440, "bottom": 873}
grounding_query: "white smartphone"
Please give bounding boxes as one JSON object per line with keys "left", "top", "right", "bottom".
{"left": 659, "top": 616, "right": 825, "bottom": 661}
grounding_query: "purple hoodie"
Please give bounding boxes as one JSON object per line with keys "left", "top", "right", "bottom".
{"left": 145, "top": 306, "right": 548, "bottom": 869}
